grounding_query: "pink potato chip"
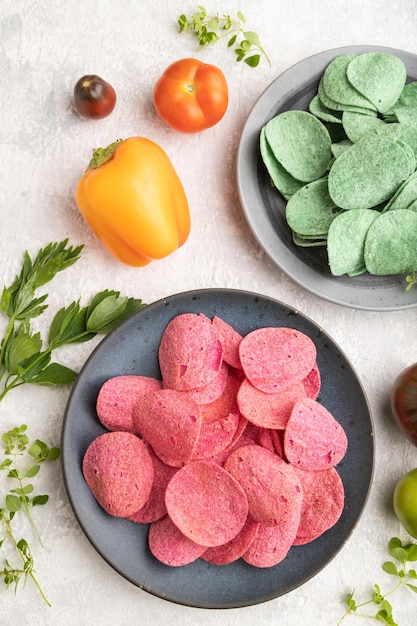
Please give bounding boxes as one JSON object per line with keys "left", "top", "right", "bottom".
{"left": 210, "top": 433, "right": 254, "bottom": 466}
{"left": 224, "top": 444, "right": 303, "bottom": 528}
{"left": 133, "top": 388, "right": 201, "bottom": 467}
{"left": 212, "top": 316, "right": 243, "bottom": 369}
{"left": 96, "top": 375, "right": 163, "bottom": 432}
{"left": 226, "top": 413, "right": 249, "bottom": 450}
{"left": 237, "top": 377, "right": 307, "bottom": 429}
{"left": 192, "top": 412, "right": 241, "bottom": 460}
{"left": 242, "top": 422, "right": 275, "bottom": 452}
{"left": 284, "top": 397, "right": 348, "bottom": 470}
{"left": 242, "top": 521, "right": 296, "bottom": 568}
{"left": 158, "top": 313, "right": 223, "bottom": 391}
{"left": 201, "top": 517, "right": 260, "bottom": 565}
{"left": 292, "top": 466, "right": 345, "bottom": 545}
{"left": 199, "top": 372, "right": 240, "bottom": 424}
{"left": 239, "top": 327, "right": 317, "bottom": 393}
{"left": 165, "top": 460, "right": 249, "bottom": 547}
{"left": 302, "top": 364, "right": 321, "bottom": 399}
{"left": 182, "top": 362, "right": 229, "bottom": 405}
{"left": 270, "top": 428, "right": 284, "bottom": 458}
{"left": 148, "top": 515, "right": 207, "bottom": 566}
{"left": 126, "top": 446, "right": 178, "bottom": 524}
{"left": 228, "top": 366, "right": 246, "bottom": 382}
{"left": 82, "top": 431, "right": 154, "bottom": 518}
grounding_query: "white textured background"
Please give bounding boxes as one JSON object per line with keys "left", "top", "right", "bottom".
{"left": 1, "top": 1, "right": 417, "bottom": 624}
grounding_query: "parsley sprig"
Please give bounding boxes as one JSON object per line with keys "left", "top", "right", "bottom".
{"left": 0, "top": 425, "right": 60, "bottom": 606}
{"left": 0, "top": 240, "right": 145, "bottom": 402}
{"left": 338, "top": 537, "right": 417, "bottom": 625}
{"left": 178, "top": 6, "right": 271, "bottom": 68}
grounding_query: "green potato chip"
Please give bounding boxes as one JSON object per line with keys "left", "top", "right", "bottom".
{"left": 364, "top": 122, "right": 417, "bottom": 159}
{"left": 328, "top": 135, "right": 410, "bottom": 210}
{"left": 285, "top": 177, "right": 343, "bottom": 237}
{"left": 395, "top": 140, "right": 416, "bottom": 176}
{"left": 317, "top": 79, "right": 377, "bottom": 115}
{"left": 346, "top": 52, "right": 407, "bottom": 114}
{"left": 331, "top": 139, "right": 353, "bottom": 159}
{"left": 322, "top": 54, "right": 377, "bottom": 112}
{"left": 292, "top": 233, "right": 327, "bottom": 247}
{"left": 383, "top": 172, "right": 417, "bottom": 212}
{"left": 342, "top": 111, "right": 385, "bottom": 143}
{"left": 407, "top": 198, "right": 417, "bottom": 212}
{"left": 259, "top": 128, "right": 304, "bottom": 198}
{"left": 264, "top": 111, "right": 332, "bottom": 183}
{"left": 309, "top": 94, "right": 343, "bottom": 124}
{"left": 260, "top": 50, "right": 417, "bottom": 279}
{"left": 364, "top": 210, "right": 417, "bottom": 275}
{"left": 389, "top": 82, "right": 417, "bottom": 127}
{"left": 326, "top": 121, "right": 349, "bottom": 143}
{"left": 327, "top": 209, "right": 380, "bottom": 276}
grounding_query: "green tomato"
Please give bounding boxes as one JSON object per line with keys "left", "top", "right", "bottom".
{"left": 393, "top": 468, "right": 417, "bottom": 538}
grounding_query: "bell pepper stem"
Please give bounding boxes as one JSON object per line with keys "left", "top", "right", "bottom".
{"left": 88, "top": 139, "right": 123, "bottom": 169}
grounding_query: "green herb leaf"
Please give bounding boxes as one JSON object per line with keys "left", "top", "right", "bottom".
{"left": 0, "top": 241, "right": 147, "bottom": 400}
{"left": 27, "top": 362, "right": 78, "bottom": 386}
{"left": 16, "top": 351, "right": 52, "bottom": 382}
{"left": 373, "top": 582, "right": 384, "bottom": 603}
{"left": 404, "top": 543, "right": 417, "bottom": 561}
{"left": 86, "top": 293, "right": 129, "bottom": 332}
{"left": 0, "top": 424, "right": 61, "bottom": 605}
{"left": 5, "top": 494, "right": 22, "bottom": 512}
{"left": 345, "top": 591, "right": 357, "bottom": 611}
{"left": 178, "top": 7, "right": 271, "bottom": 67}
{"left": 86, "top": 290, "right": 145, "bottom": 334}
{"left": 338, "top": 537, "right": 417, "bottom": 624}
{"left": 389, "top": 546, "right": 409, "bottom": 563}
{"left": 382, "top": 561, "right": 399, "bottom": 576}
{"left": 31, "top": 495, "right": 49, "bottom": 507}
{"left": 243, "top": 31, "right": 260, "bottom": 46}
{"left": 244, "top": 54, "right": 261, "bottom": 68}
{"left": 46, "top": 447, "right": 60, "bottom": 462}
{"left": 2, "top": 240, "right": 83, "bottom": 321}
{"left": 22, "top": 465, "right": 40, "bottom": 479}
{"left": 48, "top": 301, "right": 90, "bottom": 348}
{"left": 28, "top": 440, "right": 48, "bottom": 460}
{"left": 4, "top": 331, "right": 42, "bottom": 375}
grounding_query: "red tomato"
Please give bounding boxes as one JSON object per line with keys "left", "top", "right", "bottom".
{"left": 153, "top": 58, "right": 228, "bottom": 133}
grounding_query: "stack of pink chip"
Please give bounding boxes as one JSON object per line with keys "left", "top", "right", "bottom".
{"left": 82, "top": 312, "right": 348, "bottom": 568}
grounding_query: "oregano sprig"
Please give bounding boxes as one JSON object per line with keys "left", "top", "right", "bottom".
{"left": 0, "top": 424, "right": 60, "bottom": 605}
{"left": 178, "top": 6, "right": 271, "bottom": 68}
{"left": 337, "top": 537, "right": 417, "bottom": 625}
{"left": 405, "top": 270, "right": 417, "bottom": 291}
{"left": 0, "top": 240, "right": 146, "bottom": 402}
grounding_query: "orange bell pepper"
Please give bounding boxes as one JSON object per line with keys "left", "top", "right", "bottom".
{"left": 75, "top": 137, "right": 190, "bottom": 266}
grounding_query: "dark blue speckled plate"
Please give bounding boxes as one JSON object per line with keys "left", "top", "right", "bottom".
{"left": 61, "top": 289, "right": 374, "bottom": 608}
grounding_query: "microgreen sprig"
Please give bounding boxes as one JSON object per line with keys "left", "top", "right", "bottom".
{"left": 0, "top": 424, "right": 60, "bottom": 605}
{"left": 178, "top": 6, "right": 271, "bottom": 68}
{"left": 338, "top": 537, "right": 417, "bottom": 625}
{"left": 405, "top": 270, "right": 417, "bottom": 291}
{"left": 0, "top": 240, "right": 146, "bottom": 402}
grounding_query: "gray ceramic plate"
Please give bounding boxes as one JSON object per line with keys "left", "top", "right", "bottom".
{"left": 237, "top": 46, "right": 417, "bottom": 311}
{"left": 61, "top": 288, "right": 374, "bottom": 608}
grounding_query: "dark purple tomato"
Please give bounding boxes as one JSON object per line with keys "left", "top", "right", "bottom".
{"left": 391, "top": 363, "right": 417, "bottom": 446}
{"left": 73, "top": 74, "right": 116, "bottom": 119}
